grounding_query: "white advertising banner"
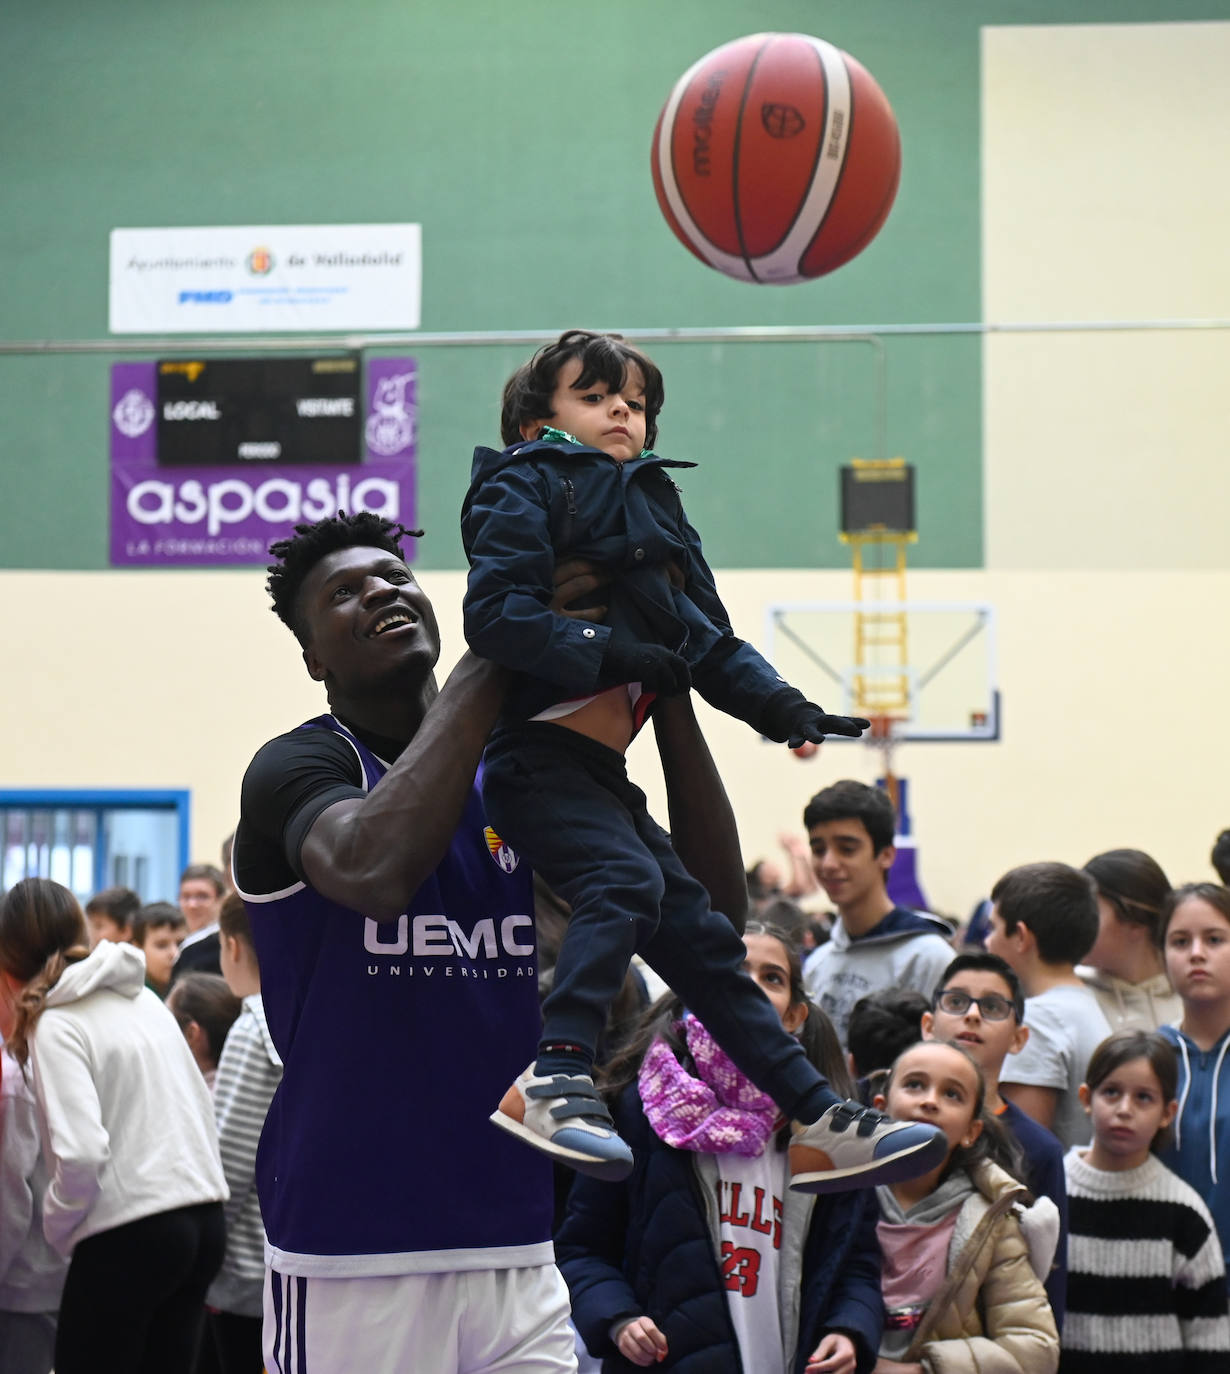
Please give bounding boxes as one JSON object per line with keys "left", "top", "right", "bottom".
{"left": 109, "top": 224, "right": 421, "bottom": 333}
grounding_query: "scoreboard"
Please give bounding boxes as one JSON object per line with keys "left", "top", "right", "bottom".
{"left": 156, "top": 355, "right": 361, "bottom": 466}
{"left": 840, "top": 460, "right": 916, "bottom": 536}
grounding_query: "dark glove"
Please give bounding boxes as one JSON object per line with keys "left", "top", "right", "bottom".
{"left": 598, "top": 641, "right": 692, "bottom": 696}
{"left": 761, "top": 692, "right": 870, "bottom": 747}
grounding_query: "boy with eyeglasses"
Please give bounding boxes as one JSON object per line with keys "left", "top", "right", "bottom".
{"left": 922, "top": 950, "right": 1069, "bottom": 1329}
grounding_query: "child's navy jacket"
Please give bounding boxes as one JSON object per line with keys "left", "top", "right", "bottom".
{"left": 461, "top": 435, "right": 799, "bottom": 732}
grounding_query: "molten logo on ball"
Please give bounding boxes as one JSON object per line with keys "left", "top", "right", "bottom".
{"left": 691, "top": 71, "right": 726, "bottom": 177}
{"left": 762, "top": 103, "right": 805, "bottom": 139}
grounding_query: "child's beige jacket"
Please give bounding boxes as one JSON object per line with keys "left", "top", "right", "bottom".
{"left": 905, "top": 1159, "right": 1059, "bottom": 1374}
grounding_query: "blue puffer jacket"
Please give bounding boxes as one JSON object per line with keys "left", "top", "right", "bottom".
{"left": 461, "top": 436, "right": 802, "bottom": 732}
{"left": 556, "top": 1083, "right": 884, "bottom": 1374}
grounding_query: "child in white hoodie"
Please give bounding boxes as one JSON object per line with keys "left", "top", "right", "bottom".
{"left": 0, "top": 878, "right": 228, "bottom": 1374}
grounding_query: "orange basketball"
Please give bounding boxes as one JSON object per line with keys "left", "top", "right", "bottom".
{"left": 651, "top": 33, "right": 901, "bottom": 284}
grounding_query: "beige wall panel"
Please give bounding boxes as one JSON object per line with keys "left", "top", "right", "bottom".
{"left": 3, "top": 569, "right": 329, "bottom": 861}
{"left": 983, "top": 21, "right": 1230, "bottom": 570}
{"left": 3, "top": 568, "right": 1225, "bottom": 926}
{"left": 982, "top": 22, "right": 1230, "bottom": 322}
{"left": 649, "top": 569, "right": 1228, "bottom": 922}
{"left": 985, "top": 330, "right": 1230, "bottom": 568}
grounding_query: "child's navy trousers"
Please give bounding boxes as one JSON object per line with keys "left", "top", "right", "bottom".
{"left": 481, "top": 722, "right": 824, "bottom": 1115}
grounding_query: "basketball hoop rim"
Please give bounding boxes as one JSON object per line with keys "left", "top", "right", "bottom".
{"left": 865, "top": 713, "right": 902, "bottom": 746}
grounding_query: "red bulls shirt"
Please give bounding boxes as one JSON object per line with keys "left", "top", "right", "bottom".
{"left": 716, "top": 1148, "right": 788, "bottom": 1371}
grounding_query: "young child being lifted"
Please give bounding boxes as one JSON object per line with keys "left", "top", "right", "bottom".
{"left": 463, "top": 329, "right": 944, "bottom": 1188}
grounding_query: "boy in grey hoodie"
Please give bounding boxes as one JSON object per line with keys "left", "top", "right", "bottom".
{"left": 801, "top": 781, "right": 953, "bottom": 1047}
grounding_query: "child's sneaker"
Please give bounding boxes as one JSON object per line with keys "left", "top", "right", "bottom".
{"left": 492, "top": 1066, "right": 634, "bottom": 1181}
{"left": 789, "top": 1100, "right": 947, "bottom": 1192}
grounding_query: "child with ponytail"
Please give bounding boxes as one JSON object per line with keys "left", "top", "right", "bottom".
{"left": 872, "top": 1040, "right": 1060, "bottom": 1374}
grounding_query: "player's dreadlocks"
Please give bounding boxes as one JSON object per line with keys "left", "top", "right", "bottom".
{"left": 266, "top": 511, "right": 423, "bottom": 644}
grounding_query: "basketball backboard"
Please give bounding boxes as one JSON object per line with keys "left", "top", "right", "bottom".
{"left": 763, "top": 599, "right": 1000, "bottom": 742}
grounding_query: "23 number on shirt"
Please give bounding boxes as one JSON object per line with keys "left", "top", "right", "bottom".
{"left": 721, "top": 1241, "right": 762, "bottom": 1297}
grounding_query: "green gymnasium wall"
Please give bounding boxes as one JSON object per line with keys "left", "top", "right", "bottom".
{"left": 0, "top": 0, "right": 1221, "bottom": 571}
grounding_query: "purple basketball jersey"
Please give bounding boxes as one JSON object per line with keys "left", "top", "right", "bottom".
{"left": 239, "top": 715, "right": 553, "bottom": 1276}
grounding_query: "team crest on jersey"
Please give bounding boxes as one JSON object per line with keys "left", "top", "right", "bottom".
{"left": 483, "top": 825, "right": 520, "bottom": 873}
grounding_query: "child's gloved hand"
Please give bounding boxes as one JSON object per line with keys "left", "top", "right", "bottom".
{"left": 762, "top": 692, "right": 870, "bottom": 746}
{"left": 599, "top": 642, "right": 692, "bottom": 696}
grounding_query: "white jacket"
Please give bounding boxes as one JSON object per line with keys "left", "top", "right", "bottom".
{"left": 28, "top": 940, "right": 228, "bottom": 1256}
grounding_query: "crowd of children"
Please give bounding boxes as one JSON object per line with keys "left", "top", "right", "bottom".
{"left": 3, "top": 796, "right": 1229, "bottom": 1374}
{"left": 7, "top": 797, "right": 1229, "bottom": 1374}
{"left": 553, "top": 775, "right": 1230, "bottom": 1373}
{"left": 0, "top": 878, "right": 227, "bottom": 1374}
{"left": 0, "top": 855, "right": 273, "bottom": 1374}
{"left": 4, "top": 810, "right": 1230, "bottom": 1372}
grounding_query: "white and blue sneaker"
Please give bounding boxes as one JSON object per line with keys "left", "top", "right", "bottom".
{"left": 789, "top": 1100, "right": 948, "bottom": 1193}
{"left": 492, "top": 1066, "right": 634, "bottom": 1182}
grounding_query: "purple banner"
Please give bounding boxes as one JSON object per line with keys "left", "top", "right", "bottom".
{"left": 109, "top": 358, "right": 417, "bottom": 566}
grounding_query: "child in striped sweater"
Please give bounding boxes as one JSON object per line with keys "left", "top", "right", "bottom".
{"left": 206, "top": 894, "right": 283, "bottom": 1374}
{"left": 1062, "top": 1029, "right": 1230, "bottom": 1372}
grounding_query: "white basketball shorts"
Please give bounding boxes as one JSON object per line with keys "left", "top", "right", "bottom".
{"left": 264, "top": 1263, "right": 578, "bottom": 1374}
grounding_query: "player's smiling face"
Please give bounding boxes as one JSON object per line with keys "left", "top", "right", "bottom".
{"left": 522, "top": 357, "right": 647, "bottom": 462}
{"left": 298, "top": 545, "right": 440, "bottom": 692}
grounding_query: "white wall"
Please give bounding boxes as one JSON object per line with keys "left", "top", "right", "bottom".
{"left": 2, "top": 563, "right": 1224, "bottom": 914}
{"left": 983, "top": 20, "right": 1230, "bottom": 572}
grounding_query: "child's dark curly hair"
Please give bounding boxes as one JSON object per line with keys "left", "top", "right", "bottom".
{"left": 265, "top": 511, "right": 423, "bottom": 644}
{"left": 500, "top": 329, "right": 665, "bottom": 449}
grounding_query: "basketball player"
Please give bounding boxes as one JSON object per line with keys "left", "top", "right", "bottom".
{"left": 232, "top": 510, "right": 749, "bottom": 1374}
{"left": 462, "top": 328, "right": 945, "bottom": 1190}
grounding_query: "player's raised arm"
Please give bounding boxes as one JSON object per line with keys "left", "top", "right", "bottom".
{"left": 651, "top": 694, "right": 749, "bottom": 934}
